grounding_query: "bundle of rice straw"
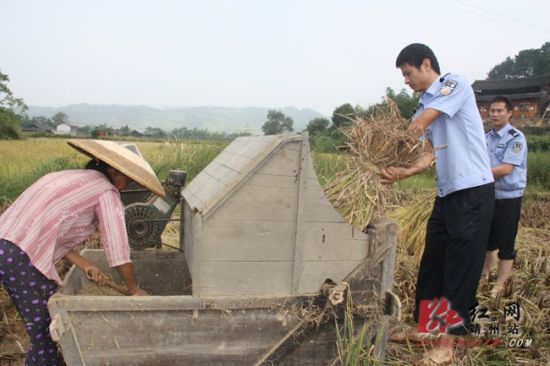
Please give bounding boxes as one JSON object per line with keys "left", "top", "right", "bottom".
{"left": 324, "top": 99, "right": 425, "bottom": 229}
{"left": 390, "top": 190, "right": 435, "bottom": 260}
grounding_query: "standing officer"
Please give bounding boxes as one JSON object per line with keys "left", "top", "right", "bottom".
{"left": 381, "top": 43, "right": 495, "bottom": 365}
{"left": 481, "top": 95, "right": 527, "bottom": 299}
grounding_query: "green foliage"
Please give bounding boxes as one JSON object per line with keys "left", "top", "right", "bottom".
{"left": 52, "top": 112, "right": 69, "bottom": 126}
{"left": 0, "top": 70, "right": 26, "bottom": 140}
{"left": 261, "top": 110, "right": 294, "bottom": 135}
{"left": 0, "top": 70, "right": 27, "bottom": 111}
{"left": 487, "top": 42, "right": 550, "bottom": 79}
{"left": 144, "top": 140, "right": 227, "bottom": 182}
{"left": 526, "top": 135, "right": 550, "bottom": 152}
{"left": 20, "top": 115, "right": 55, "bottom": 133}
{"left": 306, "top": 117, "right": 330, "bottom": 136}
{"left": 522, "top": 126, "right": 550, "bottom": 136}
{"left": 171, "top": 127, "right": 250, "bottom": 141}
{"left": 90, "top": 124, "right": 112, "bottom": 138}
{"left": 385, "top": 87, "right": 419, "bottom": 119}
{"left": 311, "top": 152, "right": 348, "bottom": 186}
{"left": 144, "top": 126, "right": 167, "bottom": 138}
{"left": 528, "top": 151, "right": 550, "bottom": 189}
{"left": 335, "top": 294, "right": 375, "bottom": 366}
{"left": 332, "top": 103, "right": 356, "bottom": 129}
{"left": 0, "top": 109, "right": 22, "bottom": 139}
{"left": 364, "top": 88, "right": 419, "bottom": 119}
{"left": 310, "top": 133, "right": 342, "bottom": 153}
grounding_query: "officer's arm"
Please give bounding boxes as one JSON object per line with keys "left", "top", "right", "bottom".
{"left": 492, "top": 164, "right": 514, "bottom": 178}
{"left": 409, "top": 108, "right": 442, "bottom": 137}
{"left": 380, "top": 141, "right": 435, "bottom": 184}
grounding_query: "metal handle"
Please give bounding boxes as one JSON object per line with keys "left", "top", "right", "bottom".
{"left": 49, "top": 314, "right": 67, "bottom": 342}
{"left": 385, "top": 290, "right": 402, "bottom": 321}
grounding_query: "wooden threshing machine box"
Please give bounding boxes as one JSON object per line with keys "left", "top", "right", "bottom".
{"left": 181, "top": 133, "right": 394, "bottom": 296}
{"left": 48, "top": 133, "right": 398, "bottom": 366}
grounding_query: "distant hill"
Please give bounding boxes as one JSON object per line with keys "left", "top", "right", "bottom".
{"left": 27, "top": 104, "right": 326, "bottom": 134}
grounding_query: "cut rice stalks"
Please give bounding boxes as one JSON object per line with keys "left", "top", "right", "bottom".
{"left": 390, "top": 190, "right": 435, "bottom": 260}
{"left": 324, "top": 99, "right": 426, "bottom": 229}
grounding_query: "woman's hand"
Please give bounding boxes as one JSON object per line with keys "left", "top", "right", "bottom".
{"left": 129, "top": 288, "right": 148, "bottom": 296}
{"left": 84, "top": 264, "right": 108, "bottom": 286}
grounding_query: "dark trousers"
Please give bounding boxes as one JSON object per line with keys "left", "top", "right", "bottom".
{"left": 487, "top": 197, "right": 522, "bottom": 260}
{"left": 413, "top": 183, "right": 495, "bottom": 335}
{"left": 0, "top": 239, "right": 61, "bottom": 366}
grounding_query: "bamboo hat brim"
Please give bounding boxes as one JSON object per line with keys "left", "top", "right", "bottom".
{"left": 67, "top": 139, "right": 165, "bottom": 198}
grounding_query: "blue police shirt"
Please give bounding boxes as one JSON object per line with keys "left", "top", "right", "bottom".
{"left": 485, "top": 123, "right": 527, "bottom": 199}
{"left": 415, "top": 73, "right": 494, "bottom": 197}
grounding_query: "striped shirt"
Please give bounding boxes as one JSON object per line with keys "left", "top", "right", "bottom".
{"left": 0, "top": 170, "right": 131, "bottom": 285}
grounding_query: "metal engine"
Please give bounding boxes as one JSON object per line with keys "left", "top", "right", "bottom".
{"left": 123, "top": 170, "right": 187, "bottom": 250}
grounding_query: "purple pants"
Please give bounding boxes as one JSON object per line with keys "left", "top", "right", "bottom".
{"left": 0, "top": 239, "right": 61, "bottom": 366}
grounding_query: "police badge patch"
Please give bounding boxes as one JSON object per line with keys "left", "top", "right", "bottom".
{"left": 512, "top": 142, "right": 523, "bottom": 154}
{"left": 439, "top": 80, "right": 458, "bottom": 96}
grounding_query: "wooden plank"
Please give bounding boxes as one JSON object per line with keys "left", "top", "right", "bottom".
{"left": 278, "top": 320, "right": 339, "bottom": 366}
{"left": 203, "top": 160, "right": 242, "bottom": 185}
{"left": 303, "top": 177, "right": 324, "bottom": 192}
{"left": 291, "top": 135, "right": 308, "bottom": 294}
{"left": 301, "top": 222, "right": 368, "bottom": 261}
{"left": 223, "top": 138, "right": 276, "bottom": 159}
{"left": 198, "top": 262, "right": 293, "bottom": 296}
{"left": 366, "top": 218, "right": 398, "bottom": 295}
{"left": 296, "top": 260, "right": 363, "bottom": 294}
{"left": 199, "top": 219, "right": 295, "bottom": 261}
{"left": 302, "top": 188, "right": 348, "bottom": 223}
{"left": 210, "top": 184, "right": 298, "bottom": 222}
{"left": 62, "top": 309, "right": 301, "bottom": 366}
{"left": 50, "top": 292, "right": 313, "bottom": 312}
{"left": 182, "top": 202, "right": 195, "bottom": 275}
{"left": 182, "top": 134, "right": 302, "bottom": 216}
{"left": 213, "top": 149, "right": 256, "bottom": 170}
{"left": 258, "top": 142, "right": 301, "bottom": 176}
{"left": 245, "top": 173, "right": 298, "bottom": 189}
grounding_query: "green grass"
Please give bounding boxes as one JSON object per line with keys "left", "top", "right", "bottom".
{"left": 0, "top": 137, "right": 227, "bottom": 203}
{"left": 527, "top": 151, "right": 550, "bottom": 190}
{"left": 526, "top": 134, "right": 550, "bottom": 152}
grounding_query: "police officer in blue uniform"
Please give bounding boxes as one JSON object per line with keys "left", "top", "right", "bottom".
{"left": 381, "top": 43, "right": 494, "bottom": 365}
{"left": 481, "top": 95, "right": 527, "bottom": 299}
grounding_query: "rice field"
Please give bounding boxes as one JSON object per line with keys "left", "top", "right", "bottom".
{"left": 0, "top": 137, "right": 227, "bottom": 203}
{"left": 0, "top": 137, "right": 549, "bottom": 365}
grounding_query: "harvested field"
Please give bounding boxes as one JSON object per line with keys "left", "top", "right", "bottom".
{"left": 0, "top": 136, "right": 548, "bottom": 365}
{"left": 386, "top": 226, "right": 550, "bottom": 365}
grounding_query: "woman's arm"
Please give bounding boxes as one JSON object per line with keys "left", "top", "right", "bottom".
{"left": 114, "top": 262, "right": 147, "bottom": 296}
{"left": 64, "top": 250, "right": 108, "bottom": 285}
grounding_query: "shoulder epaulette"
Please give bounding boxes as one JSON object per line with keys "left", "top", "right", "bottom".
{"left": 508, "top": 128, "right": 519, "bottom": 137}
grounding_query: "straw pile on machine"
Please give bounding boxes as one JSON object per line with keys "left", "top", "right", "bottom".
{"left": 324, "top": 99, "right": 425, "bottom": 229}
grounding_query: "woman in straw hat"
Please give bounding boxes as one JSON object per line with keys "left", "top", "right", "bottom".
{"left": 0, "top": 139, "right": 165, "bottom": 366}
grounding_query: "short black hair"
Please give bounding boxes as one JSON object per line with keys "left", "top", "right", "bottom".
{"left": 85, "top": 159, "right": 113, "bottom": 183}
{"left": 395, "top": 43, "right": 441, "bottom": 74}
{"left": 490, "top": 95, "right": 513, "bottom": 111}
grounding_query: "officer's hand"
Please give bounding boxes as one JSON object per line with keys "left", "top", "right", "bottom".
{"left": 380, "top": 166, "right": 408, "bottom": 184}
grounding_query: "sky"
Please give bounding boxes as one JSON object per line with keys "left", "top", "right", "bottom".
{"left": 2, "top": 0, "right": 549, "bottom": 116}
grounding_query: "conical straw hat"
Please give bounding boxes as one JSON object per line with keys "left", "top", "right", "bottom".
{"left": 67, "top": 139, "right": 165, "bottom": 197}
